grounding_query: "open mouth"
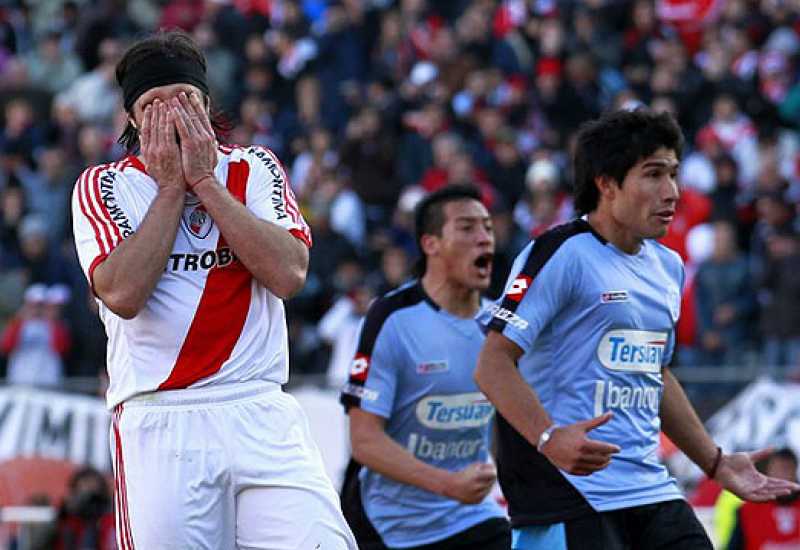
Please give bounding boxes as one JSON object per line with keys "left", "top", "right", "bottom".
{"left": 473, "top": 253, "right": 494, "bottom": 276}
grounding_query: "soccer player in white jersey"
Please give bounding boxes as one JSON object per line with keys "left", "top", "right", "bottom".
{"left": 71, "top": 30, "right": 356, "bottom": 550}
{"left": 475, "top": 109, "right": 800, "bottom": 550}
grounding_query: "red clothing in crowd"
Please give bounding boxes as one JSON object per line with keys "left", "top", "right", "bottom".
{"left": 731, "top": 499, "right": 800, "bottom": 550}
{"left": 659, "top": 187, "right": 712, "bottom": 263}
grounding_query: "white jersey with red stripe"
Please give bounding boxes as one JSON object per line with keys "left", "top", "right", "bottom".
{"left": 72, "top": 144, "right": 312, "bottom": 409}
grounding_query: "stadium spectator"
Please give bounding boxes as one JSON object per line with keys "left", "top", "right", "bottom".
{"left": 1, "top": 283, "right": 70, "bottom": 388}
{"left": 52, "top": 466, "right": 116, "bottom": 550}
{"left": 729, "top": 448, "right": 800, "bottom": 550}
{"left": 753, "top": 191, "right": 800, "bottom": 377}
{"left": 318, "top": 276, "right": 375, "bottom": 389}
{"left": 22, "top": 29, "right": 82, "bottom": 95}
{"left": 695, "top": 220, "right": 756, "bottom": 367}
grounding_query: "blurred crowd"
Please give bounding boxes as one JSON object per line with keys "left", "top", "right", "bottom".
{"left": 0, "top": 0, "right": 799, "bottom": 393}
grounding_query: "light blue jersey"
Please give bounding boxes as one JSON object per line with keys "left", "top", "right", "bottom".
{"left": 341, "top": 281, "right": 504, "bottom": 548}
{"left": 478, "top": 219, "right": 685, "bottom": 525}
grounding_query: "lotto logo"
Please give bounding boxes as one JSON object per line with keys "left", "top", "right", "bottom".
{"left": 506, "top": 274, "right": 532, "bottom": 302}
{"left": 349, "top": 353, "right": 370, "bottom": 381}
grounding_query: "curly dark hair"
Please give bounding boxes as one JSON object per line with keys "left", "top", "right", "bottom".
{"left": 115, "top": 29, "right": 230, "bottom": 152}
{"left": 572, "top": 109, "right": 684, "bottom": 215}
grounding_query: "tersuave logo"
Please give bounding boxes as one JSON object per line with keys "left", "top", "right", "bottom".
{"left": 505, "top": 274, "right": 533, "bottom": 303}
{"left": 596, "top": 329, "right": 668, "bottom": 373}
{"left": 349, "top": 353, "right": 370, "bottom": 382}
{"left": 593, "top": 380, "right": 660, "bottom": 416}
{"left": 415, "top": 393, "right": 494, "bottom": 429}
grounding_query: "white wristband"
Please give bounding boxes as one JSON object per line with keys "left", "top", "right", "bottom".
{"left": 537, "top": 424, "right": 559, "bottom": 452}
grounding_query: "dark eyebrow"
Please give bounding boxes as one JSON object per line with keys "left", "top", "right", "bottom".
{"left": 641, "top": 160, "right": 679, "bottom": 171}
{"left": 454, "top": 215, "right": 491, "bottom": 223}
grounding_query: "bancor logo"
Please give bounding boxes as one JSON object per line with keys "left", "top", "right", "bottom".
{"left": 593, "top": 380, "right": 660, "bottom": 416}
{"left": 596, "top": 329, "right": 668, "bottom": 374}
{"left": 416, "top": 393, "right": 494, "bottom": 430}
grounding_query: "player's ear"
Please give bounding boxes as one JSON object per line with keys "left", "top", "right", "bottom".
{"left": 595, "top": 175, "right": 617, "bottom": 202}
{"left": 420, "top": 233, "right": 439, "bottom": 257}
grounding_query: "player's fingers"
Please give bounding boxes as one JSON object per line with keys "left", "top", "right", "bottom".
{"left": 764, "top": 478, "right": 800, "bottom": 493}
{"left": 177, "top": 91, "right": 203, "bottom": 135}
{"left": 152, "top": 102, "right": 161, "bottom": 149}
{"left": 171, "top": 97, "right": 192, "bottom": 141}
{"left": 582, "top": 438, "right": 621, "bottom": 456}
{"left": 577, "top": 412, "right": 613, "bottom": 433}
{"left": 139, "top": 105, "right": 151, "bottom": 151}
{"left": 576, "top": 453, "right": 612, "bottom": 467}
{"left": 165, "top": 106, "right": 178, "bottom": 146}
{"left": 475, "top": 470, "right": 497, "bottom": 484}
{"left": 189, "top": 91, "right": 214, "bottom": 135}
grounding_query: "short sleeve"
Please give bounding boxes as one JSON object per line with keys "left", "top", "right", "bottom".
{"left": 340, "top": 299, "right": 402, "bottom": 418}
{"left": 244, "top": 146, "right": 312, "bottom": 247}
{"left": 71, "top": 164, "right": 135, "bottom": 289}
{"left": 480, "top": 237, "right": 576, "bottom": 354}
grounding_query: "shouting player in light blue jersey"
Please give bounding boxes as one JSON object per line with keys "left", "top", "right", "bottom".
{"left": 340, "top": 186, "right": 510, "bottom": 550}
{"left": 475, "top": 109, "right": 800, "bottom": 550}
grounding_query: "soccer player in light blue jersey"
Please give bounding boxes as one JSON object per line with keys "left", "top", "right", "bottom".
{"left": 340, "top": 185, "right": 510, "bottom": 549}
{"left": 475, "top": 109, "right": 800, "bottom": 550}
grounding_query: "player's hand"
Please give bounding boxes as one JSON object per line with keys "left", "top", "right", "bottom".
{"left": 171, "top": 91, "right": 217, "bottom": 189}
{"left": 716, "top": 448, "right": 800, "bottom": 502}
{"left": 540, "top": 412, "right": 621, "bottom": 476}
{"left": 443, "top": 462, "right": 497, "bottom": 504}
{"left": 139, "top": 101, "right": 184, "bottom": 192}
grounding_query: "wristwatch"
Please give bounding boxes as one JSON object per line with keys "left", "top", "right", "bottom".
{"left": 537, "top": 424, "right": 559, "bottom": 452}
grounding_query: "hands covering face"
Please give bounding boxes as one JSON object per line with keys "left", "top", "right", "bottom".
{"left": 139, "top": 91, "right": 217, "bottom": 192}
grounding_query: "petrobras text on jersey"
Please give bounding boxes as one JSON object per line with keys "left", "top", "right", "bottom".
{"left": 596, "top": 329, "right": 668, "bottom": 373}
{"left": 406, "top": 433, "right": 485, "bottom": 461}
{"left": 415, "top": 392, "right": 494, "bottom": 430}
{"left": 593, "top": 380, "right": 660, "bottom": 416}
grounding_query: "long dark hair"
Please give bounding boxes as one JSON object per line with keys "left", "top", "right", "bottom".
{"left": 115, "top": 30, "right": 231, "bottom": 153}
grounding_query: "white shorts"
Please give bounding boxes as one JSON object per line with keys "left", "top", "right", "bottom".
{"left": 110, "top": 381, "right": 357, "bottom": 550}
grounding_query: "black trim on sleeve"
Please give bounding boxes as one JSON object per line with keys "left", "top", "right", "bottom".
{"left": 488, "top": 219, "right": 598, "bottom": 334}
{"left": 339, "top": 281, "right": 427, "bottom": 410}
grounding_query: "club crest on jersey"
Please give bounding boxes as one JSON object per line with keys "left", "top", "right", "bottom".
{"left": 350, "top": 353, "right": 370, "bottom": 382}
{"left": 667, "top": 286, "right": 681, "bottom": 323}
{"left": 182, "top": 204, "right": 214, "bottom": 239}
{"left": 506, "top": 274, "right": 532, "bottom": 303}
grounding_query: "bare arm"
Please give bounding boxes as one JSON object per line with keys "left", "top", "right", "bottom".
{"left": 349, "top": 408, "right": 496, "bottom": 504}
{"left": 660, "top": 367, "right": 719, "bottom": 473}
{"left": 474, "top": 331, "right": 552, "bottom": 446}
{"left": 93, "top": 188, "right": 184, "bottom": 319}
{"left": 661, "top": 367, "right": 800, "bottom": 501}
{"left": 172, "top": 91, "right": 307, "bottom": 298}
{"left": 94, "top": 101, "right": 185, "bottom": 319}
{"left": 475, "top": 331, "right": 619, "bottom": 475}
{"left": 190, "top": 178, "right": 308, "bottom": 298}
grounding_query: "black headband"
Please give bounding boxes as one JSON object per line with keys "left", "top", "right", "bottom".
{"left": 121, "top": 54, "right": 209, "bottom": 112}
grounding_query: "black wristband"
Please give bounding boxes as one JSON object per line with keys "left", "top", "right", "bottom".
{"left": 707, "top": 446, "right": 723, "bottom": 479}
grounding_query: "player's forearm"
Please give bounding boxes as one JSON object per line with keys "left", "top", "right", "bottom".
{"left": 93, "top": 187, "right": 184, "bottom": 319}
{"left": 351, "top": 426, "right": 452, "bottom": 497}
{"left": 660, "top": 368, "right": 719, "bottom": 475}
{"left": 191, "top": 177, "right": 308, "bottom": 298}
{"left": 475, "top": 334, "right": 553, "bottom": 447}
